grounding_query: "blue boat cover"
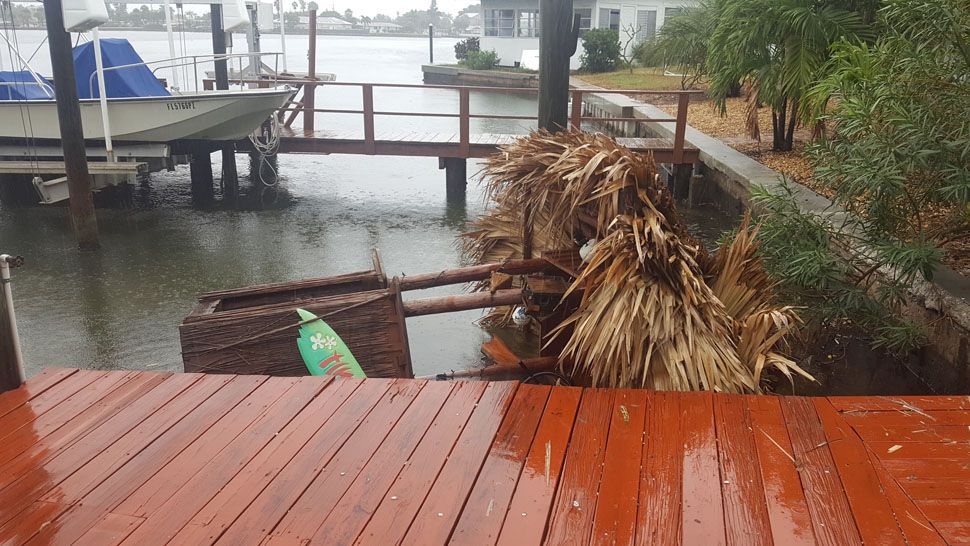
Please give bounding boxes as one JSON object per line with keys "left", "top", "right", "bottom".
{"left": 0, "top": 71, "right": 54, "bottom": 100}
{"left": 73, "top": 38, "right": 170, "bottom": 99}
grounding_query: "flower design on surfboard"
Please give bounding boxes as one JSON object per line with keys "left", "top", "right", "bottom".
{"left": 296, "top": 308, "right": 366, "bottom": 378}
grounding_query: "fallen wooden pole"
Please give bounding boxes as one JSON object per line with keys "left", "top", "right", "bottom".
{"left": 403, "top": 288, "right": 522, "bottom": 317}
{"left": 415, "top": 356, "right": 559, "bottom": 380}
{"left": 398, "top": 258, "right": 555, "bottom": 291}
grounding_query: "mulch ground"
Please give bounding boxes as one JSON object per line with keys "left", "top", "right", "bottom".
{"left": 658, "top": 98, "right": 970, "bottom": 277}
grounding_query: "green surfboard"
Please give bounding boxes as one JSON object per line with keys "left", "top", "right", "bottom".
{"left": 296, "top": 308, "right": 366, "bottom": 378}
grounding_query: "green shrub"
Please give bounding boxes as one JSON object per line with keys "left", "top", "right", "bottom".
{"left": 454, "top": 37, "right": 480, "bottom": 61}
{"left": 580, "top": 28, "right": 621, "bottom": 72}
{"left": 464, "top": 49, "right": 500, "bottom": 70}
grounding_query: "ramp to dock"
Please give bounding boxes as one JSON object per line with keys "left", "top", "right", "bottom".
{"left": 0, "top": 368, "right": 966, "bottom": 544}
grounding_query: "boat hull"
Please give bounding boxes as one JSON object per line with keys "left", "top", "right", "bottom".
{"left": 0, "top": 88, "right": 294, "bottom": 142}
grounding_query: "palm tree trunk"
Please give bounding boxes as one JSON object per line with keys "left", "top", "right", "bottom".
{"left": 784, "top": 100, "right": 798, "bottom": 151}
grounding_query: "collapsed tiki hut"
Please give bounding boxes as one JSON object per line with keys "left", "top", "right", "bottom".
{"left": 463, "top": 130, "right": 811, "bottom": 393}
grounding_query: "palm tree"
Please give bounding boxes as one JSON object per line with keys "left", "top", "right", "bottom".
{"left": 648, "top": 1, "right": 717, "bottom": 89}
{"left": 706, "top": 0, "right": 870, "bottom": 151}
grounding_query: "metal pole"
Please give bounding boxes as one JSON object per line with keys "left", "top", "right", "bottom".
{"left": 43, "top": 0, "right": 99, "bottom": 250}
{"left": 428, "top": 24, "right": 433, "bottom": 64}
{"left": 91, "top": 28, "right": 114, "bottom": 161}
{"left": 0, "top": 254, "right": 25, "bottom": 392}
{"left": 163, "top": 0, "right": 180, "bottom": 90}
{"left": 278, "top": 0, "right": 287, "bottom": 72}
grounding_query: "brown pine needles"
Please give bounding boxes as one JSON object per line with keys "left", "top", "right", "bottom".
{"left": 465, "top": 130, "right": 812, "bottom": 393}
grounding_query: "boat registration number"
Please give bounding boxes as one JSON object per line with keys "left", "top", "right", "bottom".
{"left": 166, "top": 101, "right": 196, "bottom": 111}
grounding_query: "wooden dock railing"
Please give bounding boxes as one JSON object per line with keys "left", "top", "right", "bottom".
{"left": 215, "top": 78, "right": 703, "bottom": 164}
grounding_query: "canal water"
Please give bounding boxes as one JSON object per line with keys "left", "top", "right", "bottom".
{"left": 0, "top": 30, "right": 931, "bottom": 395}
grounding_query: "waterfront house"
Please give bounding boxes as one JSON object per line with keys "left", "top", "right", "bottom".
{"left": 479, "top": 0, "right": 698, "bottom": 69}
{"left": 367, "top": 21, "right": 404, "bottom": 33}
{"left": 297, "top": 15, "right": 353, "bottom": 31}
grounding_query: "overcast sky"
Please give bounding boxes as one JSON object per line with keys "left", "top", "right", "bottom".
{"left": 312, "top": 1, "right": 476, "bottom": 18}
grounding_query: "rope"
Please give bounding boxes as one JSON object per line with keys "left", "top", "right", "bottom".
{"left": 248, "top": 114, "right": 281, "bottom": 187}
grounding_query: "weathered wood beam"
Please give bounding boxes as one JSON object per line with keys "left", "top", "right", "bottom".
{"left": 402, "top": 289, "right": 522, "bottom": 317}
{"left": 398, "top": 259, "right": 554, "bottom": 291}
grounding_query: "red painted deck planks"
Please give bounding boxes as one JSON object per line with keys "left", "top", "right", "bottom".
{"left": 263, "top": 380, "right": 437, "bottom": 544}
{"left": 636, "top": 392, "right": 683, "bottom": 546}
{"left": 446, "top": 384, "right": 552, "bottom": 546}
{"left": 867, "top": 452, "right": 948, "bottom": 546}
{"left": 852, "top": 424, "right": 970, "bottom": 442}
{"left": 356, "top": 381, "right": 513, "bottom": 545}
{"left": 114, "top": 377, "right": 322, "bottom": 519}
{"left": 812, "top": 397, "right": 906, "bottom": 545}
{"left": 316, "top": 382, "right": 491, "bottom": 545}
{"left": 496, "top": 386, "right": 582, "bottom": 546}
{"left": 0, "top": 368, "right": 78, "bottom": 419}
{"left": 780, "top": 396, "right": 862, "bottom": 545}
{"left": 0, "top": 373, "right": 209, "bottom": 533}
{"left": 0, "top": 371, "right": 167, "bottom": 469}
{"left": 0, "top": 370, "right": 107, "bottom": 443}
{"left": 167, "top": 377, "right": 378, "bottom": 546}
{"left": 74, "top": 512, "right": 144, "bottom": 546}
{"left": 590, "top": 389, "right": 646, "bottom": 546}
{"left": 393, "top": 382, "right": 520, "bottom": 546}
{"left": 829, "top": 396, "right": 970, "bottom": 412}
{"left": 24, "top": 375, "right": 268, "bottom": 545}
{"left": 544, "top": 388, "right": 614, "bottom": 546}
{"left": 919, "top": 499, "right": 970, "bottom": 522}
{"left": 746, "top": 396, "right": 816, "bottom": 545}
{"left": 213, "top": 379, "right": 422, "bottom": 545}
{"left": 713, "top": 395, "right": 772, "bottom": 546}
{"left": 680, "top": 391, "right": 726, "bottom": 546}
{"left": 305, "top": 381, "right": 460, "bottom": 545}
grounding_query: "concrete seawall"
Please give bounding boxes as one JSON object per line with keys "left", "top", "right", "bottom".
{"left": 570, "top": 77, "right": 970, "bottom": 393}
{"left": 422, "top": 65, "right": 539, "bottom": 88}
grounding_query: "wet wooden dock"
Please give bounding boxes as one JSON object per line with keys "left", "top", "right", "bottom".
{"left": 1, "top": 368, "right": 967, "bottom": 545}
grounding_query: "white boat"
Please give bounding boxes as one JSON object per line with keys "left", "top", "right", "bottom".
{"left": 0, "top": 87, "right": 295, "bottom": 142}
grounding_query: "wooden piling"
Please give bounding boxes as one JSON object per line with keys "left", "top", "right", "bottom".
{"left": 190, "top": 145, "right": 215, "bottom": 205}
{"left": 304, "top": 9, "right": 317, "bottom": 133}
{"left": 428, "top": 24, "right": 434, "bottom": 64}
{"left": 538, "top": 0, "right": 580, "bottom": 131}
{"left": 440, "top": 157, "right": 466, "bottom": 201}
{"left": 43, "top": 0, "right": 99, "bottom": 250}
{"left": 210, "top": 3, "right": 239, "bottom": 200}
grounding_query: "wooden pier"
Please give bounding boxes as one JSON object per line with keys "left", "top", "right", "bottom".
{"left": 1, "top": 368, "right": 968, "bottom": 544}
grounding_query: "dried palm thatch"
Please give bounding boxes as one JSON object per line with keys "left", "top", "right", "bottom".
{"left": 465, "top": 130, "right": 812, "bottom": 392}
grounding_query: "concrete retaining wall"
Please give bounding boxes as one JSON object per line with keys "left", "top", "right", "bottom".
{"left": 570, "top": 78, "right": 970, "bottom": 393}
{"left": 422, "top": 65, "right": 538, "bottom": 88}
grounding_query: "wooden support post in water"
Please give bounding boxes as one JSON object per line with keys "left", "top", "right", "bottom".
{"left": 211, "top": 3, "right": 238, "bottom": 200}
{"left": 439, "top": 157, "right": 467, "bottom": 202}
{"left": 428, "top": 24, "right": 434, "bottom": 64}
{"left": 43, "top": 0, "right": 99, "bottom": 250}
{"left": 0, "top": 254, "right": 25, "bottom": 393}
{"left": 538, "top": 0, "right": 580, "bottom": 131}
{"left": 304, "top": 8, "right": 317, "bottom": 133}
{"left": 190, "top": 145, "right": 215, "bottom": 205}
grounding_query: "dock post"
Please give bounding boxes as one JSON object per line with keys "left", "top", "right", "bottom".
{"left": 0, "top": 254, "right": 25, "bottom": 393}
{"left": 672, "top": 163, "right": 691, "bottom": 200}
{"left": 211, "top": 3, "right": 239, "bottom": 201}
{"left": 428, "top": 24, "right": 434, "bottom": 64}
{"left": 538, "top": 0, "right": 580, "bottom": 131}
{"left": 190, "top": 146, "right": 215, "bottom": 205}
{"left": 304, "top": 8, "right": 317, "bottom": 133}
{"left": 43, "top": 0, "right": 100, "bottom": 250}
{"left": 439, "top": 157, "right": 466, "bottom": 201}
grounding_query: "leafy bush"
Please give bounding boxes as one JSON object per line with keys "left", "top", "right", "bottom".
{"left": 580, "top": 29, "right": 621, "bottom": 73}
{"left": 647, "top": 2, "right": 713, "bottom": 89}
{"left": 454, "top": 37, "right": 479, "bottom": 61}
{"left": 463, "top": 49, "right": 500, "bottom": 70}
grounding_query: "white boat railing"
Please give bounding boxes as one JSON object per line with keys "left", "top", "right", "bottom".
{"left": 0, "top": 81, "right": 56, "bottom": 99}
{"left": 88, "top": 52, "right": 283, "bottom": 97}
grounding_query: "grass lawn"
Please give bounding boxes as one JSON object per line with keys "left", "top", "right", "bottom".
{"left": 573, "top": 68, "right": 685, "bottom": 90}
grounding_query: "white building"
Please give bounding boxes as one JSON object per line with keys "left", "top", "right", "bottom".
{"left": 479, "top": 0, "right": 697, "bottom": 69}
{"left": 298, "top": 16, "right": 353, "bottom": 30}
{"left": 367, "top": 21, "right": 404, "bottom": 33}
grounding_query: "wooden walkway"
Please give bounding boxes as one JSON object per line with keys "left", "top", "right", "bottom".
{"left": 0, "top": 368, "right": 968, "bottom": 545}
{"left": 262, "top": 129, "right": 700, "bottom": 164}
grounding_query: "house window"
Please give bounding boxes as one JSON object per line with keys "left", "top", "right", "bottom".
{"left": 598, "top": 8, "right": 620, "bottom": 30}
{"left": 636, "top": 9, "right": 657, "bottom": 42}
{"left": 518, "top": 9, "right": 539, "bottom": 37}
{"left": 574, "top": 8, "right": 592, "bottom": 36}
{"left": 485, "top": 9, "right": 515, "bottom": 36}
{"left": 664, "top": 7, "right": 683, "bottom": 20}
